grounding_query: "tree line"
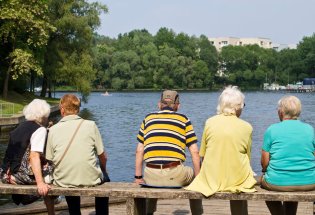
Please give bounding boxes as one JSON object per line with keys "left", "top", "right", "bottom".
{"left": 94, "top": 30, "right": 315, "bottom": 90}
{"left": 1, "top": 0, "right": 315, "bottom": 100}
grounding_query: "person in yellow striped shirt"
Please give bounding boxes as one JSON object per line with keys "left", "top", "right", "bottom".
{"left": 134, "top": 90, "right": 203, "bottom": 215}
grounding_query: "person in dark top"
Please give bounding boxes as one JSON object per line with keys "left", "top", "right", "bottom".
{"left": 0, "top": 99, "right": 55, "bottom": 214}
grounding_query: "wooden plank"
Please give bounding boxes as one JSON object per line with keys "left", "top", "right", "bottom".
{"left": 1, "top": 182, "right": 315, "bottom": 202}
{"left": 0, "top": 198, "right": 312, "bottom": 215}
{"left": 153, "top": 199, "right": 313, "bottom": 215}
{"left": 0, "top": 197, "right": 125, "bottom": 215}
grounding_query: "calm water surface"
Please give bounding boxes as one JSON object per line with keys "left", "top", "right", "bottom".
{"left": 1, "top": 91, "right": 315, "bottom": 182}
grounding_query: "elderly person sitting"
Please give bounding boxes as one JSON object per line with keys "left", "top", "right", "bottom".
{"left": 185, "top": 86, "right": 256, "bottom": 215}
{"left": 0, "top": 99, "right": 55, "bottom": 214}
{"left": 261, "top": 95, "right": 315, "bottom": 215}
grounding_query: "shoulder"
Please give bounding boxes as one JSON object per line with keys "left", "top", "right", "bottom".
{"left": 175, "top": 112, "right": 189, "bottom": 120}
{"left": 48, "top": 122, "right": 62, "bottom": 133}
{"left": 204, "top": 115, "right": 219, "bottom": 124}
{"left": 81, "top": 120, "right": 99, "bottom": 132}
{"left": 32, "top": 126, "right": 47, "bottom": 137}
{"left": 144, "top": 111, "right": 158, "bottom": 119}
{"left": 237, "top": 117, "right": 253, "bottom": 131}
{"left": 264, "top": 122, "right": 281, "bottom": 134}
{"left": 299, "top": 121, "right": 314, "bottom": 133}
{"left": 82, "top": 119, "right": 96, "bottom": 126}
{"left": 299, "top": 120, "right": 313, "bottom": 128}
{"left": 35, "top": 126, "right": 47, "bottom": 133}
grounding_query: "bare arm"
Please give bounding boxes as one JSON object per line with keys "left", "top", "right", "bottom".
{"left": 261, "top": 150, "right": 270, "bottom": 173}
{"left": 29, "top": 151, "right": 51, "bottom": 196}
{"left": 134, "top": 143, "right": 145, "bottom": 184}
{"left": 188, "top": 143, "right": 201, "bottom": 176}
{"left": 98, "top": 151, "right": 107, "bottom": 173}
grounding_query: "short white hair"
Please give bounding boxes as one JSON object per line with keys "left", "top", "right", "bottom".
{"left": 217, "top": 86, "right": 245, "bottom": 115}
{"left": 23, "top": 99, "right": 51, "bottom": 123}
{"left": 278, "top": 95, "right": 301, "bottom": 119}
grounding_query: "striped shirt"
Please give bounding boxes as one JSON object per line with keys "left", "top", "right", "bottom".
{"left": 137, "top": 107, "right": 197, "bottom": 164}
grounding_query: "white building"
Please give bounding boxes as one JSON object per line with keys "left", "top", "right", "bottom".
{"left": 272, "top": 43, "right": 297, "bottom": 51}
{"left": 209, "top": 37, "right": 273, "bottom": 51}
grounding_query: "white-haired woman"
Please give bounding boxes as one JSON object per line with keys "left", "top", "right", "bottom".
{"left": 261, "top": 95, "right": 315, "bottom": 215}
{"left": 0, "top": 99, "right": 55, "bottom": 214}
{"left": 185, "top": 86, "right": 256, "bottom": 215}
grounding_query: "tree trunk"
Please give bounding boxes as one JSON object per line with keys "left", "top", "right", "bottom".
{"left": 2, "top": 63, "right": 11, "bottom": 99}
{"left": 30, "top": 71, "right": 35, "bottom": 93}
{"left": 40, "top": 74, "right": 48, "bottom": 97}
{"left": 48, "top": 79, "right": 52, "bottom": 98}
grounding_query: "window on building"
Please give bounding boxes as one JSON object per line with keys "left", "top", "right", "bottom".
{"left": 222, "top": 41, "right": 228, "bottom": 45}
{"left": 260, "top": 41, "right": 264, "bottom": 46}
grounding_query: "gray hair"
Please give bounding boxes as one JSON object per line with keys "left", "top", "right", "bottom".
{"left": 23, "top": 99, "right": 51, "bottom": 123}
{"left": 278, "top": 95, "right": 301, "bottom": 119}
{"left": 217, "top": 86, "right": 245, "bottom": 115}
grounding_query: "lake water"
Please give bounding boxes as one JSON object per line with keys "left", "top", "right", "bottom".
{"left": 1, "top": 91, "right": 315, "bottom": 182}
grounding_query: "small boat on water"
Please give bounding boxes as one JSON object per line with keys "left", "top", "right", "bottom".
{"left": 101, "top": 91, "right": 111, "bottom": 96}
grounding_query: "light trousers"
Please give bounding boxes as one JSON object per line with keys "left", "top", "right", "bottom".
{"left": 144, "top": 163, "right": 203, "bottom": 215}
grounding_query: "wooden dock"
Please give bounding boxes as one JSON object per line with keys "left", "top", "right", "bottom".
{"left": 0, "top": 197, "right": 313, "bottom": 215}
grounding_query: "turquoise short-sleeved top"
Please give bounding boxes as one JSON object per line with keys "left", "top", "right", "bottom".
{"left": 262, "top": 120, "right": 315, "bottom": 186}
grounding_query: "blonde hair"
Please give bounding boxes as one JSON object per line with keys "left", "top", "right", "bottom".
{"left": 217, "top": 86, "right": 245, "bottom": 115}
{"left": 23, "top": 99, "right": 50, "bottom": 124}
{"left": 278, "top": 95, "right": 301, "bottom": 119}
{"left": 60, "top": 94, "right": 80, "bottom": 115}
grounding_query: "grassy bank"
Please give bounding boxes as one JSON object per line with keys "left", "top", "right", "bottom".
{"left": 0, "top": 91, "right": 59, "bottom": 116}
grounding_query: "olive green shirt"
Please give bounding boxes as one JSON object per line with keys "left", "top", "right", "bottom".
{"left": 46, "top": 115, "right": 104, "bottom": 187}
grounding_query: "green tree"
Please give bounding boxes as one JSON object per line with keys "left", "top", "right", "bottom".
{"left": 297, "top": 33, "right": 315, "bottom": 77}
{"left": 41, "top": 0, "right": 107, "bottom": 99}
{"left": 276, "top": 48, "right": 302, "bottom": 84}
{"left": 174, "top": 33, "right": 196, "bottom": 58}
{"left": 0, "top": 0, "right": 55, "bottom": 98}
{"left": 93, "top": 41, "right": 115, "bottom": 89}
{"left": 197, "top": 35, "right": 218, "bottom": 73}
{"left": 112, "top": 77, "right": 124, "bottom": 90}
{"left": 154, "top": 27, "right": 176, "bottom": 49}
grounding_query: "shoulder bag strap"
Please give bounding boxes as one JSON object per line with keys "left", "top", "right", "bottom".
{"left": 54, "top": 119, "right": 84, "bottom": 168}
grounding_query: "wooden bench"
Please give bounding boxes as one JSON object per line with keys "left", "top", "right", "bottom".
{"left": 0, "top": 182, "right": 314, "bottom": 215}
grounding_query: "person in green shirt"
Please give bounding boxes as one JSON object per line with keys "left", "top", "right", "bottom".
{"left": 261, "top": 95, "right": 315, "bottom": 215}
{"left": 46, "top": 94, "right": 109, "bottom": 215}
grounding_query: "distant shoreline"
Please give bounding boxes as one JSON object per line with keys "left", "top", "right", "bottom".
{"left": 54, "top": 87, "right": 263, "bottom": 93}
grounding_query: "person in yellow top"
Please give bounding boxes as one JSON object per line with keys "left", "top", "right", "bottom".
{"left": 185, "top": 86, "right": 256, "bottom": 215}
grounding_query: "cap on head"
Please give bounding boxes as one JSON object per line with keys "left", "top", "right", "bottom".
{"left": 161, "top": 90, "right": 179, "bottom": 104}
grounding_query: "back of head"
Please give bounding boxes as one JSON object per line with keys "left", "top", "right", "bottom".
{"left": 160, "top": 90, "right": 180, "bottom": 110}
{"left": 217, "top": 86, "right": 245, "bottom": 115}
{"left": 60, "top": 94, "right": 80, "bottom": 115}
{"left": 23, "top": 99, "right": 51, "bottom": 124}
{"left": 278, "top": 95, "right": 301, "bottom": 119}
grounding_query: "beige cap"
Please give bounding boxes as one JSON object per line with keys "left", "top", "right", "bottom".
{"left": 161, "top": 90, "right": 179, "bottom": 104}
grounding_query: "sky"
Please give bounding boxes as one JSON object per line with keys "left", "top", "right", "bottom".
{"left": 96, "top": 0, "right": 315, "bottom": 45}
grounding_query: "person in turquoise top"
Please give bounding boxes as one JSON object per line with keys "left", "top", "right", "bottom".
{"left": 261, "top": 95, "right": 315, "bottom": 215}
